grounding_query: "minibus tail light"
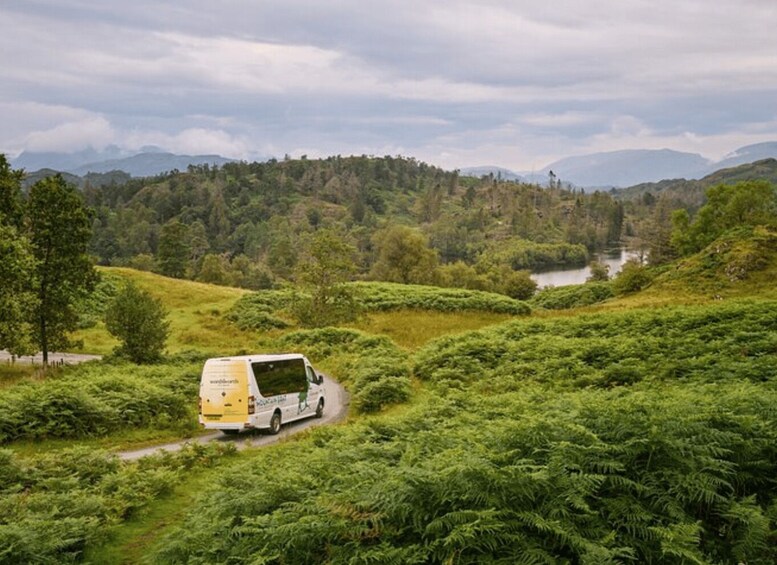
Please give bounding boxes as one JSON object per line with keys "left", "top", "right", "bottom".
{"left": 248, "top": 396, "right": 255, "bottom": 414}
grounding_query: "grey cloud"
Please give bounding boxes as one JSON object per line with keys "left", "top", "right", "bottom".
{"left": 1, "top": 1, "right": 776, "bottom": 169}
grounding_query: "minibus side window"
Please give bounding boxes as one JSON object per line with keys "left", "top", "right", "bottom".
{"left": 252, "top": 359, "right": 306, "bottom": 396}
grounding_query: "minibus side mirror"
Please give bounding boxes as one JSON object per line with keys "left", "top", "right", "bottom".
{"left": 317, "top": 374, "right": 324, "bottom": 385}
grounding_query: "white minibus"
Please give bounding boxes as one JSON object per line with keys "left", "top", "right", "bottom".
{"left": 198, "top": 353, "right": 325, "bottom": 434}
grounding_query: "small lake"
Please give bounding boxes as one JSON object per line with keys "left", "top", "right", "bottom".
{"left": 531, "top": 248, "right": 637, "bottom": 288}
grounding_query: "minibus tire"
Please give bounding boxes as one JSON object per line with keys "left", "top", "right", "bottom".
{"left": 315, "top": 398, "right": 325, "bottom": 418}
{"left": 269, "top": 411, "right": 282, "bottom": 435}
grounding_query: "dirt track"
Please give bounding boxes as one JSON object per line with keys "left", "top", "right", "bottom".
{"left": 118, "top": 374, "right": 349, "bottom": 461}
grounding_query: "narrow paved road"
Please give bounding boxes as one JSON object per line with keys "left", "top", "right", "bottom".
{"left": 118, "top": 375, "right": 349, "bottom": 461}
{"left": 0, "top": 350, "right": 102, "bottom": 365}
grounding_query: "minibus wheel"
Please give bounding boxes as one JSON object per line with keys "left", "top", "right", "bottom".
{"left": 315, "top": 398, "right": 325, "bottom": 418}
{"left": 269, "top": 411, "right": 282, "bottom": 434}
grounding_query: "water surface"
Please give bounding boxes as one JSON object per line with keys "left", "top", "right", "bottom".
{"left": 531, "top": 249, "right": 637, "bottom": 288}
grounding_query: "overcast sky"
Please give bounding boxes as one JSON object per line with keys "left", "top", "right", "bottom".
{"left": 1, "top": 0, "right": 776, "bottom": 170}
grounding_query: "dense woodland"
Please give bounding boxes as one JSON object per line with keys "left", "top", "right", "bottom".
{"left": 83, "top": 156, "right": 631, "bottom": 290}
{"left": 78, "top": 154, "right": 777, "bottom": 296}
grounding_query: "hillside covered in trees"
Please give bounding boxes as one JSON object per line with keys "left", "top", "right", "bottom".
{"left": 83, "top": 155, "right": 629, "bottom": 293}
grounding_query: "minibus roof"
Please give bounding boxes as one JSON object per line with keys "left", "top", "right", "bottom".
{"left": 206, "top": 353, "right": 306, "bottom": 364}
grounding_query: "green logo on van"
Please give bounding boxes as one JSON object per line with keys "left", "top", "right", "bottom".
{"left": 297, "top": 390, "right": 309, "bottom": 414}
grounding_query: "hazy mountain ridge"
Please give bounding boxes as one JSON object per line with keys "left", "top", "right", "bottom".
{"left": 11, "top": 147, "right": 236, "bottom": 178}
{"left": 539, "top": 148, "right": 710, "bottom": 188}
{"left": 69, "top": 152, "right": 235, "bottom": 176}
{"left": 463, "top": 142, "right": 777, "bottom": 188}
{"left": 10, "top": 140, "right": 777, "bottom": 188}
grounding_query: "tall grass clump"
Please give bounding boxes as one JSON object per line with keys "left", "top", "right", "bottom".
{"left": 154, "top": 380, "right": 777, "bottom": 563}
{"left": 414, "top": 300, "right": 777, "bottom": 390}
{"left": 352, "top": 281, "right": 531, "bottom": 314}
{"left": 531, "top": 281, "right": 614, "bottom": 310}
{"left": 279, "top": 328, "right": 411, "bottom": 413}
{"left": 226, "top": 282, "right": 531, "bottom": 332}
{"left": 0, "top": 356, "right": 206, "bottom": 443}
{"left": 0, "top": 442, "right": 234, "bottom": 564}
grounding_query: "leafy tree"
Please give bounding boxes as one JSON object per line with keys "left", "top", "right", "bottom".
{"left": 0, "top": 156, "right": 36, "bottom": 356}
{"left": 104, "top": 282, "right": 170, "bottom": 363}
{"left": 197, "top": 253, "right": 228, "bottom": 285}
{"left": 157, "top": 219, "right": 190, "bottom": 278}
{"left": 0, "top": 225, "right": 37, "bottom": 356}
{"left": 587, "top": 260, "right": 610, "bottom": 282}
{"left": 126, "top": 253, "right": 156, "bottom": 272}
{"left": 265, "top": 217, "right": 298, "bottom": 279}
{"left": 292, "top": 229, "right": 358, "bottom": 327}
{"left": 228, "top": 255, "right": 275, "bottom": 290}
{"left": 612, "top": 258, "right": 653, "bottom": 295}
{"left": 669, "top": 208, "right": 693, "bottom": 256}
{"left": 26, "top": 175, "right": 96, "bottom": 364}
{"left": 437, "top": 261, "right": 490, "bottom": 291}
{"left": 500, "top": 269, "right": 537, "bottom": 300}
{"left": 0, "top": 155, "right": 24, "bottom": 227}
{"left": 370, "top": 225, "right": 439, "bottom": 284}
{"left": 673, "top": 180, "right": 777, "bottom": 255}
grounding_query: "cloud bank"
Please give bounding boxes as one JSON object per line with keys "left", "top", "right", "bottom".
{"left": 1, "top": 0, "right": 776, "bottom": 169}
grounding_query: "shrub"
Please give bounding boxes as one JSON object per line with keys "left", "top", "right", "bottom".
{"left": 352, "top": 282, "right": 531, "bottom": 315}
{"left": 587, "top": 260, "right": 610, "bottom": 282}
{"left": 104, "top": 282, "right": 170, "bottom": 363}
{"left": 0, "top": 360, "right": 200, "bottom": 443}
{"left": 353, "top": 376, "right": 412, "bottom": 413}
{"left": 226, "top": 282, "right": 531, "bottom": 332}
{"left": 500, "top": 269, "right": 537, "bottom": 300}
{"left": 612, "top": 259, "right": 653, "bottom": 295}
{"left": 531, "top": 281, "right": 614, "bottom": 310}
{"left": 0, "top": 443, "right": 234, "bottom": 564}
{"left": 280, "top": 328, "right": 411, "bottom": 413}
{"left": 75, "top": 272, "right": 120, "bottom": 329}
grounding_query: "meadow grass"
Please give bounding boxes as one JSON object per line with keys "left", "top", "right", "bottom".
{"left": 0, "top": 363, "right": 44, "bottom": 389}
{"left": 83, "top": 452, "right": 241, "bottom": 565}
{"left": 73, "top": 267, "right": 260, "bottom": 355}
{"left": 348, "top": 309, "right": 515, "bottom": 350}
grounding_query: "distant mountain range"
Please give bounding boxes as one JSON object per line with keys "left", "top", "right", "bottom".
{"left": 9, "top": 141, "right": 777, "bottom": 188}
{"left": 462, "top": 142, "right": 777, "bottom": 188}
{"left": 11, "top": 146, "right": 236, "bottom": 178}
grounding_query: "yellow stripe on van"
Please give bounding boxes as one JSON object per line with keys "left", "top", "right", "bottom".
{"left": 201, "top": 359, "right": 249, "bottom": 424}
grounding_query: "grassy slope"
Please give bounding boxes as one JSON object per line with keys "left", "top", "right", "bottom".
{"left": 348, "top": 310, "right": 514, "bottom": 349}
{"left": 74, "top": 267, "right": 259, "bottom": 355}
{"left": 41, "top": 236, "right": 777, "bottom": 560}
{"left": 76, "top": 268, "right": 521, "bottom": 356}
